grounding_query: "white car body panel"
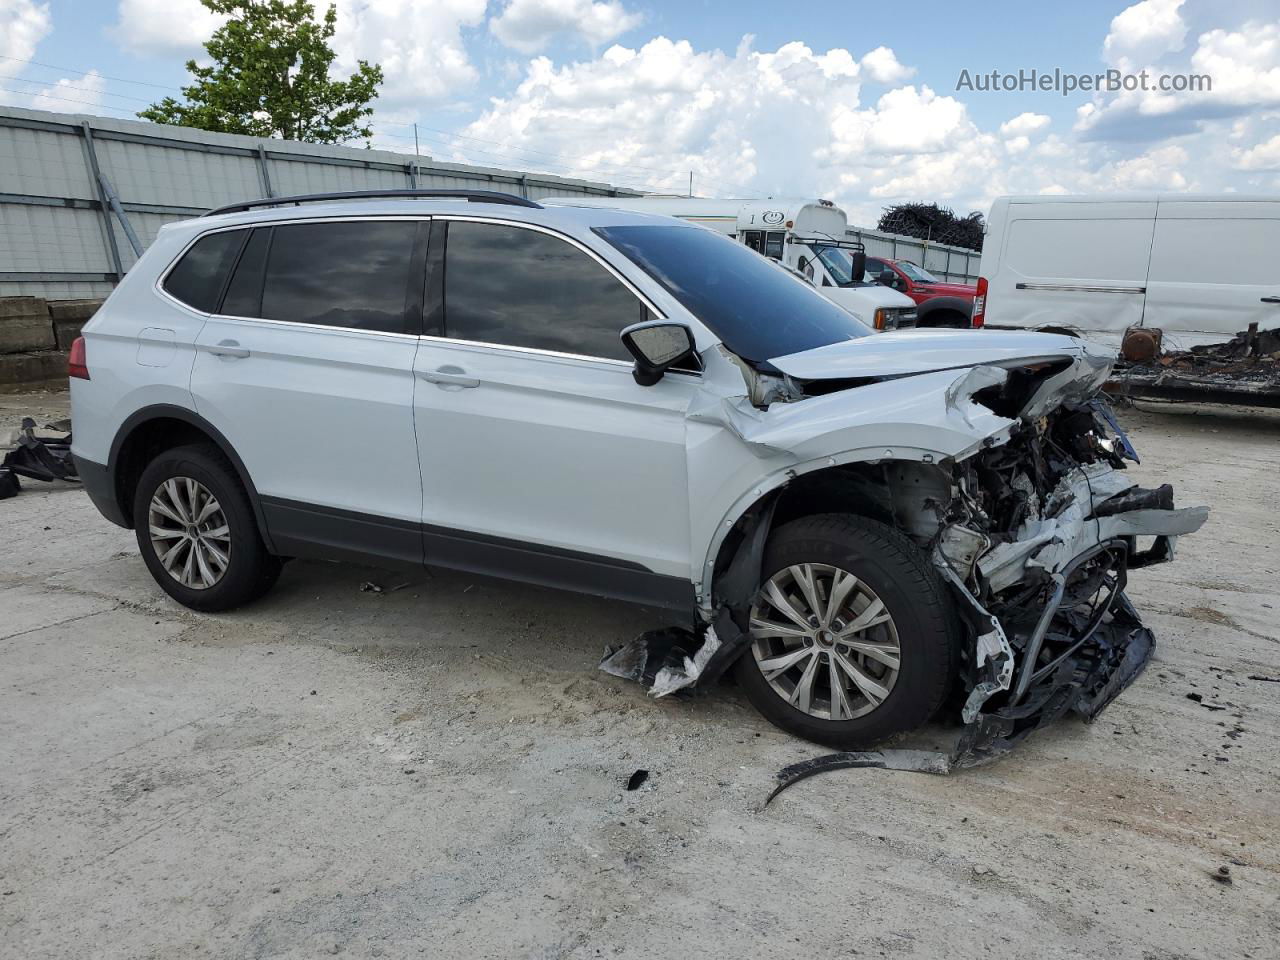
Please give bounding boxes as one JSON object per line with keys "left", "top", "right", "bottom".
{"left": 189, "top": 316, "right": 422, "bottom": 524}
{"left": 980, "top": 193, "right": 1280, "bottom": 350}
{"left": 412, "top": 335, "right": 697, "bottom": 579}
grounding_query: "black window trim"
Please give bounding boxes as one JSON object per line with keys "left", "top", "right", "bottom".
{"left": 428, "top": 214, "right": 704, "bottom": 374}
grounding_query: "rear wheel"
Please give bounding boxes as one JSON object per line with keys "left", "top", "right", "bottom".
{"left": 733, "top": 514, "right": 955, "bottom": 748}
{"left": 132, "top": 444, "right": 280, "bottom": 611}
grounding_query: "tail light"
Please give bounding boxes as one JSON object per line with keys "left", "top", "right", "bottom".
{"left": 68, "top": 336, "right": 90, "bottom": 380}
{"left": 972, "top": 276, "right": 988, "bottom": 328}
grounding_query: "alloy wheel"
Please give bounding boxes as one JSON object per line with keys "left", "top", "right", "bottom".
{"left": 147, "top": 476, "right": 231, "bottom": 590}
{"left": 749, "top": 563, "right": 901, "bottom": 721}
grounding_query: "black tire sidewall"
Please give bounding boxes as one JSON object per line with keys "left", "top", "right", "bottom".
{"left": 132, "top": 445, "right": 275, "bottom": 612}
{"left": 734, "top": 515, "right": 954, "bottom": 748}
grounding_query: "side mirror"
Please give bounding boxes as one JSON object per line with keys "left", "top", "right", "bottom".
{"left": 620, "top": 320, "right": 696, "bottom": 386}
{"left": 879, "top": 269, "right": 898, "bottom": 286}
{"left": 849, "top": 250, "right": 867, "bottom": 284}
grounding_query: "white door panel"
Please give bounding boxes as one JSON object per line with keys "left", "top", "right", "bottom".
{"left": 191, "top": 318, "right": 421, "bottom": 522}
{"left": 987, "top": 202, "right": 1155, "bottom": 336}
{"left": 1146, "top": 207, "right": 1280, "bottom": 345}
{"left": 413, "top": 339, "right": 694, "bottom": 577}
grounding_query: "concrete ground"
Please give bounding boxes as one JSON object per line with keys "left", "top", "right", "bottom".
{"left": 2, "top": 391, "right": 1277, "bottom": 960}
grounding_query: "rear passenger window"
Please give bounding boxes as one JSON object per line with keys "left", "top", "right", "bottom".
{"left": 163, "top": 229, "right": 246, "bottom": 312}
{"left": 260, "top": 220, "right": 418, "bottom": 333}
{"left": 443, "top": 221, "right": 648, "bottom": 361}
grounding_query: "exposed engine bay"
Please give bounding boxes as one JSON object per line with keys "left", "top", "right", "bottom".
{"left": 602, "top": 339, "right": 1209, "bottom": 767}
{"left": 925, "top": 389, "right": 1207, "bottom": 763}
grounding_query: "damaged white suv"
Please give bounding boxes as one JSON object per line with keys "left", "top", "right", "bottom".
{"left": 70, "top": 190, "right": 1207, "bottom": 755}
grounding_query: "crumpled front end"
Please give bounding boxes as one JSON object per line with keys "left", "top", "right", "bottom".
{"left": 604, "top": 337, "right": 1208, "bottom": 764}
{"left": 926, "top": 368, "right": 1208, "bottom": 764}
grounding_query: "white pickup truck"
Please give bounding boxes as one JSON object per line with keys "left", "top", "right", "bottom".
{"left": 545, "top": 196, "right": 920, "bottom": 332}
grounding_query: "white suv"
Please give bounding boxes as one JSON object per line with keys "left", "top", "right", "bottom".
{"left": 70, "top": 190, "right": 1207, "bottom": 754}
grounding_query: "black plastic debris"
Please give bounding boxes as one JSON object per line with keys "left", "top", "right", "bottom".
{"left": 765, "top": 750, "right": 953, "bottom": 805}
{"left": 600, "top": 627, "right": 702, "bottom": 695}
{"left": 625, "top": 769, "right": 649, "bottom": 791}
{"left": 2, "top": 417, "right": 79, "bottom": 496}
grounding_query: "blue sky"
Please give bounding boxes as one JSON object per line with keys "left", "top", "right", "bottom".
{"left": 2, "top": 0, "right": 1279, "bottom": 220}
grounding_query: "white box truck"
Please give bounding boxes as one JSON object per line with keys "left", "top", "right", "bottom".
{"left": 545, "top": 197, "right": 920, "bottom": 331}
{"left": 976, "top": 195, "right": 1280, "bottom": 352}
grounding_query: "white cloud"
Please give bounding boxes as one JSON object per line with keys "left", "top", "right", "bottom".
{"left": 1080, "top": 18, "right": 1280, "bottom": 141}
{"left": 825, "top": 85, "right": 971, "bottom": 156}
{"left": 1098, "top": 144, "right": 1190, "bottom": 189}
{"left": 1103, "top": 0, "right": 1187, "bottom": 66}
{"left": 109, "top": 0, "right": 487, "bottom": 107}
{"left": 858, "top": 46, "right": 913, "bottom": 85}
{"left": 0, "top": 0, "right": 51, "bottom": 109}
{"left": 0, "top": 0, "right": 49, "bottom": 61}
{"left": 110, "top": 0, "right": 223, "bottom": 57}
{"left": 1234, "top": 133, "right": 1280, "bottom": 171}
{"left": 461, "top": 37, "right": 1021, "bottom": 219}
{"left": 490, "top": 0, "right": 641, "bottom": 54}
{"left": 30, "top": 69, "right": 105, "bottom": 113}
{"left": 331, "top": 0, "right": 486, "bottom": 105}
{"left": 999, "top": 112, "right": 1050, "bottom": 137}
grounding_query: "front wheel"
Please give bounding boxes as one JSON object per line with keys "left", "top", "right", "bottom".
{"left": 733, "top": 514, "right": 956, "bottom": 748}
{"left": 132, "top": 443, "right": 281, "bottom": 612}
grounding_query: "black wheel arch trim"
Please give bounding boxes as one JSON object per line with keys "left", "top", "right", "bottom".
{"left": 107, "top": 404, "right": 277, "bottom": 552}
{"left": 916, "top": 296, "right": 973, "bottom": 324}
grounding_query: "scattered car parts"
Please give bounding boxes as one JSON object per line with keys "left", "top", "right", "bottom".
{"left": 1, "top": 417, "right": 78, "bottom": 498}
{"left": 1109, "top": 322, "right": 1280, "bottom": 407}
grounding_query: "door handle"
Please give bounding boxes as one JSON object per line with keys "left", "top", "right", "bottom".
{"left": 1261, "top": 297, "right": 1280, "bottom": 304}
{"left": 207, "top": 339, "right": 250, "bottom": 359}
{"left": 419, "top": 365, "right": 479, "bottom": 388}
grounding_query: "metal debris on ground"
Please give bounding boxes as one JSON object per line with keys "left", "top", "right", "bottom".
{"left": 1109, "top": 323, "right": 1280, "bottom": 406}
{"left": 764, "top": 750, "right": 955, "bottom": 806}
{"left": 1, "top": 417, "right": 79, "bottom": 498}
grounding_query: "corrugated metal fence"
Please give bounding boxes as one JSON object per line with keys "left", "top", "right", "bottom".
{"left": 0, "top": 106, "right": 640, "bottom": 301}
{"left": 845, "top": 226, "right": 980, "bottom": 284}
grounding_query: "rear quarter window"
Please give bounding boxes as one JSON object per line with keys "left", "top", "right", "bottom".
{"left": 162, "top": 229, "right": 247, "bottom": 312}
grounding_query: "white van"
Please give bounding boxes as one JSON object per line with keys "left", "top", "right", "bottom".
{"left": 976, "top": 195, "right": 1280, "bottom": 351}
{"left": 546, "top": 197, "right": 920, "bottom": 331}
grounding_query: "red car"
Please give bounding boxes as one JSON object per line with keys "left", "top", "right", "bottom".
{"left": 866, "top": 257, "right": 976, "bottom": 328}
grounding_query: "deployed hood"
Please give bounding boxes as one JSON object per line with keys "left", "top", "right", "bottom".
{"left": 768, "top": 329, "right": 1110, "bottom": 380}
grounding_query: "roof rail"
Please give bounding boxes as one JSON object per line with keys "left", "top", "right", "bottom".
{"left": 203, "top": 189, "right": 542, "bottom": 218}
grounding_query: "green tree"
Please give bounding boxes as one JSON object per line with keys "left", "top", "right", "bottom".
{"left": 139, "top": 0, "right": 383, "bottom": 144}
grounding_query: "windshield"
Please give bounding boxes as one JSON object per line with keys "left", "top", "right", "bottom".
{"left": 811, "top": 245, "right": 876, "bottom": 286}
{"left": 595, "top": 225, "right": 872, "bottom": 363}
{"left": 896, "top": 260, "right": 938, "bottom": 283}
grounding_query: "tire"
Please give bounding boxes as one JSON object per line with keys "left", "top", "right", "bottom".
{"left": 132, "top": 443, "right": 281, "bottom": 612}
{"left": 919, "top": 309, "right": 969, "bottom": 329}
{"left": 733, "top": 514, "right": 956, "bottom": 749}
